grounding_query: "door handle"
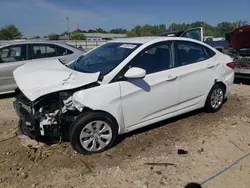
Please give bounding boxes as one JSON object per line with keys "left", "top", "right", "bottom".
{"left": 207, "top": 64, "right": 215, "bottom": 69}
{"left": 166, "top": 75, "right": 177, "bottom": 81}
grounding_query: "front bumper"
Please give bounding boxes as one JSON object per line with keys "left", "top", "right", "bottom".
{"left": 13, "top": 100, "right": 40, "bottom": 139}
{"left": 13, "top": 99, "right": 64, "bottom": 140}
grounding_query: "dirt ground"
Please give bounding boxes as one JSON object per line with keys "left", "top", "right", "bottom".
{"left": 0, "top": 84, "right": 250, "bottom": 188}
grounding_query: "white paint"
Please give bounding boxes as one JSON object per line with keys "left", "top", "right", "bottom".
{"left": 124, "top": 67, "right": 146, "bottom": 79}
{"left": 73, "top": 82, "right": 125, "bottom": 134}
{"left": 14, "top": 36, "right": 235, "bottom": 136}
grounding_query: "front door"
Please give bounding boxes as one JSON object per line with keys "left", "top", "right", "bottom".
{"left": 119, "top": 41, "right": 180, "bottom": 128}
{"left": 180, "top": 27, "right": 204, "bottom": 42}
{"left": 0, "top": 44, "right": 28, "bottom": 93}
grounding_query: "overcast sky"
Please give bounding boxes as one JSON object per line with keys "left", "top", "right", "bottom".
{"left": 1, "top": 0, "right": 249, "bottom": 37}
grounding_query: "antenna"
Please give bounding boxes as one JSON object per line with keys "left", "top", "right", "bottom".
{"left": 66, "top": 16, "right": 70, "bottom": 38}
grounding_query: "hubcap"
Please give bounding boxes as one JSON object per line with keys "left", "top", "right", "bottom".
{"left": 79, "top": 121, "right": 112, "bottom": 152}
{"left": 210, "top": 88, "right": 224, "bottom": 109}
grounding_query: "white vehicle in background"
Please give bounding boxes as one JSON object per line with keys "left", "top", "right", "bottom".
{"left": 203, "top": 36, "right": 224, "bottom": 42}
{"left": 13, "top": 32, "right": 235, "bottom": 155}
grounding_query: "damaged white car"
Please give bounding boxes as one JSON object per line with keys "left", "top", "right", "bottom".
{"left": 13, "top": 36, "right": 235, "bottom": 155}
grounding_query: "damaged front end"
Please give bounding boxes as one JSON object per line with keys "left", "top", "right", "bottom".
{"left": 13, "top": 85, "right": 94, "bottom": 142}
{"left": 12, "top": 58, "right": 102, "bottom": 142}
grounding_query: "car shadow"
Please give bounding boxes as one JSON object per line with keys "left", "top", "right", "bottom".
{"left": 0, "top": 92, "right": 16, "bottom": 100}
{"left": 40, "top": 107, "right": 205, "bottom": 147}
{"left": 113, "top": 98, "right": 228, "bottom": 148}
{"left": 113, "top": 108, "right": 203, "bottom": 147}
{"left": 234, "top": 78, "right": 250, "bottom": 85}
{"left": 184, "top": 183, "right": 202, "bottom": 188}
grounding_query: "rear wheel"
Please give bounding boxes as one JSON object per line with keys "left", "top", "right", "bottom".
{"left": 204, "top": 84, "right": 225, "bottom": 113}
{"left": 69, "top": 112, "right": 118, "bottom": 155}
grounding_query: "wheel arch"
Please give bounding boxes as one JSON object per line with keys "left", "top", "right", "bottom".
{"left": 204, "top": 79, "right": 227, "bottom": 113}
{"left": 79, "top": 106, "right": 125, "bottom": 134}
{"left": 214, "top": 79, "right": 227, "bottom": 95}
{"left": 72, "top": 83, "right": 126, "bottom": 135}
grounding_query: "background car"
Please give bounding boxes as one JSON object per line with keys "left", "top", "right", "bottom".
{"left": 0, "top": 40, "right": 86, "bottom": 94}
{"left": 13, "top": 36, "right": 235, "bottom": 155}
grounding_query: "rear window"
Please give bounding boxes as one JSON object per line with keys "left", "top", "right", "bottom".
{"left": 31, "top": 44, "right": 73, "bottom": 59}
{"left": 205, "top": 46, "right": 216, "bottom": 57}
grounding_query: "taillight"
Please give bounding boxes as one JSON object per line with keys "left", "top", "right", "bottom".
{"left": 226, "top": 62, "right": 236, "bottom": 69}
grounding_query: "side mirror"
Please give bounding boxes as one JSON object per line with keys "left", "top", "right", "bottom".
{"left": 124, "top": 67, "right": 146, "bottom": 79}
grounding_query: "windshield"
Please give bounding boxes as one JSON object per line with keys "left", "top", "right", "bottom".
{"left": 68, "top": 42, "right": 141, "bottom": 75}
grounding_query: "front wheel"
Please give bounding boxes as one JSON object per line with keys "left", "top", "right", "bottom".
{"left": 18, "top": 119, "right": 29, "bottom": 135}
{"left": 204, "top": 84, "right": 225, "bottom": 113}
{"left": 69, "top": 112, "right": 118, "bottom": 155}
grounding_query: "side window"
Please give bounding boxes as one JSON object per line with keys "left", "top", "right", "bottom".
{"left": 129, "top": 42, "right": 174, "bottom": 75}
{"left": 181, "top": 29, "right": 202, "bottom": 41}
{"left": 0, "top": 45, "right": 27, "bottom": 63}
{"left": 32, "top": 44, "right": 57, "bottom": 59}
{"left": 56, "top": 45, "right": 73, "bottom": 56}
{"left": 205, "top": 47, "right": 216, "bottom": 57}
{"left": 175, "top": 41, "right": 211, "bottom": 66}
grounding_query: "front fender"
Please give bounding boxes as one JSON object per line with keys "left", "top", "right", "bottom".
{"left": 72, "top": 82, "right": 125, "bottom": 134}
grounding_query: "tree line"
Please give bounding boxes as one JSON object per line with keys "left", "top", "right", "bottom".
{"left": 0, "top": 20, "right": 248, "bottom": 40}
{"left": 126, "top": 20, "right": 248, "bottom": 37}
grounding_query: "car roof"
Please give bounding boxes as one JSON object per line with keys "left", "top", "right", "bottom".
{"left": 0, "top": 41, "right": 8, "bottom": 46}
{"left": 111, "top": 36, "right": 162, "bottom": 44}
{"left": 110, "top": 36, "right": 204, "bottom": 45}
{"left": 0, "top": 40, "right": 67, "bottom": 46}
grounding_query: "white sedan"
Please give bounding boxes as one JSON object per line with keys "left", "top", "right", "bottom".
{"left": 13, "top": 36, "right": 235, "bottom": 155}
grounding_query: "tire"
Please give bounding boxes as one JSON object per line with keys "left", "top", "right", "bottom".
{"left": 18, "top": 119, "right": 28, "bottom": 135}
{"left": 69, "top": 111, "right": 118, "bottom": 155}
{"left": 204, "top": 83, "right": 225, "bottom": 113}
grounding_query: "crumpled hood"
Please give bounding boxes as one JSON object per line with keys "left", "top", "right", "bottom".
{"left": 13, "top": 59, "right": 100, "bottom": 101}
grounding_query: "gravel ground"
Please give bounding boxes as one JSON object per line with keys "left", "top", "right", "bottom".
{"left": 0, "top": 84, "right": 250, "bottom": 188}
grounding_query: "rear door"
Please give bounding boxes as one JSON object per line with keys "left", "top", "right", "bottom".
{"left": 28, "top": 43, "right": 75, "bottom": 64}
{"left": 173, "top": 40, "right": 217, "bottom": 110}
{"left": 0, "top": 44, "right": 28, "bottom": 93}
{"left": 180, "top": 27, "right": 204, "bottom": 42}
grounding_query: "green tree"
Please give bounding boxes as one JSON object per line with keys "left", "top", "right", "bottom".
{"left": 0, "top": 24, "right": 22, "bottom": 40}
{"left": 96, "top": 28, "right": 107, "bottom": 33}
{"left": 110, "top": 28, "right": 127, "bottom": 34}
{"left": 73, "top": 29, "right": 82, "bottom": 33}
{"left": 88, "top": 29, "right": 97, "bottom": 33}
{"left": 216, "top": 22, "right": 236, "bottom": 36}
{"left": 69, "top": 30, "right": 86, "bottom": 40}
{"left": 48, "top": 33, "right": 59, "bottom": 40}
{"left": 31, "top": 36, "right": 41, "bottom": 39}
{"left": 127, "top": 24, "right": 168, "bottom": 37}
{"left": 126, "top": 31, "right": 137, "bottom": 37}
